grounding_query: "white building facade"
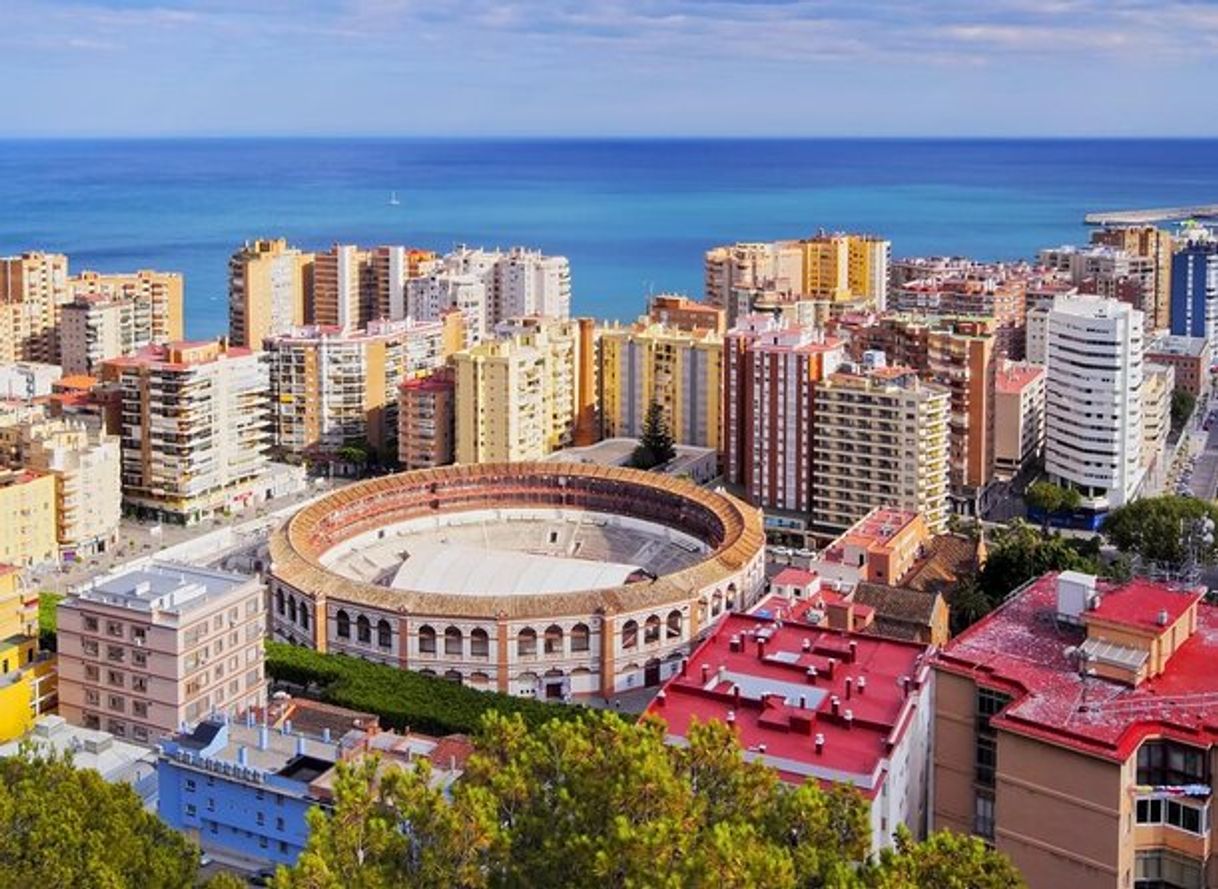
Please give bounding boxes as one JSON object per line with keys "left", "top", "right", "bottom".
{"left": 1044, "top": 296, "right": 1145, "bottom": 510}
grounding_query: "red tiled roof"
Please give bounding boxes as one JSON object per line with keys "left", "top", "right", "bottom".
{"left": 934, "top": 573, "right": 1218, "bottom": 761}
{"left": 646, "top": 611, "right": 931, "bottom": 794}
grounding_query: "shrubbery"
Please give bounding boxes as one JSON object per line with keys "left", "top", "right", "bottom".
{"left": 265, "top": 641, "right": 583, "bottom": 736}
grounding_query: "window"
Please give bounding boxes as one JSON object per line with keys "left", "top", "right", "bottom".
{"left": 84, "top": 664, "right": 99, "bottom": 681}
{"left": 133, "top": 701, "right": 149, "bottom": 718}
{"left": 570, "top": 623, "right": 590, "bottom": 653}
{"left": 666, "top": 610, "right": 682, "bottom": 639}
{"left": 82, "top": 639, "right": 99, "bottom": 656}
{"left": 107, "top": 695, "right": 124, "bottom": 712}
{"left": 543, "top": 625, "right": 563, "bottom": 655}
{"left": 377, "top": 619, "right": 391, "bottom": 648}
{"left": 133, "top": 650, "right": 147, "bottom": 667}
{"left": 336, "top": 610, "right": 351, "bottom": 639}
{"left": 1135, "top": 849, "right": 1204, "bottom": 889}
{"left": 470, "top": 628, "right": 490, "bottom": 658}
{"left": 445, "top": 626, "right": 463, "bottom": 656}
{"left": 621, "top": 620, "right": 638, "bottom": 650}
{"left": 976, "top": 735, "right": 997, "bottom": 786}
{"left": 132, "top": 726, "right": 148, "bottom": 742}
{"left": 256, "top": 812, "right": 265, "bottom": 826}
{"left": 84, "top": 616, "right": 99, "bottom": 632}
{"left": 1135, "top": 797, "right": 1208, "bottom": 835}
{"left": 276, "top": 817, "right": 284, "bottom": 831}
{"left": 106, "top": 620, "right": 123, "bottom": 637}
{"left": 1137, "top": 741, "right": 1208, "bottom": 787}
{"left": 356, "top": 615, "right": 371, "bottom": 644}
{"left": 107, "top": 670, "right": 124, "bottom": 687}
{"left": 106, "top": 645, "right": 125, "bottom": 663}
{"left": 644, "top": 615, "right": 661, "bottom": 644}
{"left": 186, "top": 804, "right": 197, "bottom": 817}
{"left": 418, "top": 625, "right": 436, "bottom": 654}
{"left": 517, "top": 628, "right": 537, "bottom": 658}
{"left": 973, "top": 791, "right": 995, "bottom": 840}
{"left": 185, "top": 778, "right": 196, "bottom": 792}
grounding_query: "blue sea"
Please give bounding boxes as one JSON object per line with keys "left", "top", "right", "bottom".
{"left": 1, "top": 138, "right": 1216, "bottom": 339}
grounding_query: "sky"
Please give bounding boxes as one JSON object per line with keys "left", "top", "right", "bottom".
{"left": 2, "top": 0, "right": 1218, "bottom": 137}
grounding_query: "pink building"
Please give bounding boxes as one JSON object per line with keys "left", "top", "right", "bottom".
{"left": 57, "top": 559, "right": 267, "bottom": 744}
{"left": 723, "top": 315, "right": 844, "bottom": 513}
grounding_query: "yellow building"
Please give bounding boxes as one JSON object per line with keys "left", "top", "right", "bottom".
{"left": 598, "top": 321, "right": 722, "bottom": 450}
{"left": 265, "top": 317, "right": 457, "bottom": 464}
{"left": 0, "top": 469, "right": 57, "bottom": 568}
{"left": 799, "top": 233, "right": 890, "bottom": 306}
{"left": 454, "top": 318, "right": 593, "bottom": 464}
{"left": 0, "top": 413, "right": 122, "bottom": 558}
{"left": 0, "top": 566, "right": 56, "bottom": 742}
{"left": 69, "top": 268, "right": 184, "bottom": 346}
{"left": 0, "top": 252, "right": 70, "bottom": 364}
{"left": 227, "top": 238, "right": 314, "bottom": 349}
{"left": 812, "top": 366, "right": 950, "bottom": 535}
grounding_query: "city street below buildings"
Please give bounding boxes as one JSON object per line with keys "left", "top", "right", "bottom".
{"left": 29, "top": 475, "right": 350, "bottom": 595}
{"left": 1188, "top": 415, "right": 1218, "bottom": 500}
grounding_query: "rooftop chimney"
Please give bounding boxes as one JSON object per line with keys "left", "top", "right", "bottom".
{"left": 857, "top": 676, "right": 866, "bottom": 696}
{"left": 237, "top": 746, "right": 248, "bottom": 767}
{"left": 814, "top": 733, "right": 825, "bottom": 755}
{"left": 655, "top": 690, "right": 666, "bottom": 708}
{"left": 845, "top": 677, "right": 853, "bottom": 700}
{"left": 802, "top": 638, "right": 812, "bottom": 652}
{"left": 831, "top": 695, "right": 840, "bottom": 717}
{"left": 1157, "top": 609, "right": 1169, "bottom": 627}
{"left": 701, "top": 664, "right": 710, "bottom": 683}
{"left": 258, "top": 725, "right": 269, "bottom": 751}
{"left": 726, "top": 710, "right": 736, "bottom": 725}
{"left": 844, "top": 709, "right": 854, "bottom": 729}
{"left": 806, "top": 666, "right": 818, "bottom": 684}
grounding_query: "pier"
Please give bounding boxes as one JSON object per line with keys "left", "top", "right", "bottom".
{"left": 1085, "top": 205, "right": 1218, "bottom": 225}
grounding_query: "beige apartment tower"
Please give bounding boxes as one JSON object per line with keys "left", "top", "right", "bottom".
{"left": 265, "top": 319, "right": 451, "bottom": 464}
{"left": 104, "top": 340, "right": 270, "bottom": 524}
{"left": 0, "top": 252, "right": 70, "bottom": 364}
{"left": 812, "top": 366, "right": 950, "bottom": 534}
{"left": 57, "top": 560, "right": 268, "bottom": 743}
{"left": 454, "top": 318, "right": 591, "bottom": 464}
{"left": 0, "top": 413, "right": 121, "bottom": 557}
{"left": 598, "top": 321, "right": 723, "bottom": 451}
{"left": 227, "top": 239, "right": 313, "bottom": 349}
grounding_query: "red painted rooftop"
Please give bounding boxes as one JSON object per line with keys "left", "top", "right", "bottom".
{"left": 772, "top": 567, "right": 818, "bottom": 588}
{"left": 645, "top": 610, "right": 931, "bottom": 794}
{"left": 1089, "top": 578, "right": 1202, "bottom": 633}
{"left": 934, "top": 573, "right": 1218, "bottom": 761}
{"left": 822, "top": 508, "right": 919, "bottom": 563}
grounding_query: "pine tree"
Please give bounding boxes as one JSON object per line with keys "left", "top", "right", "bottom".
{"left": 631, "top": 401, "right": 676, "bottom": 470}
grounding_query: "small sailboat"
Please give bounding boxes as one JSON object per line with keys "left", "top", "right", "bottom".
{"left": 388, "top": 190, "right": 401, "bottom": 206}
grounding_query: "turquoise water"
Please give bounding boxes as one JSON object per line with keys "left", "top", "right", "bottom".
{"left": 1, "top": 138, "right": 1216, "bottom": 338}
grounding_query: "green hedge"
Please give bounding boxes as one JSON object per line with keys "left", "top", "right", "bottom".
{"left": 264, "top": 641, "right": 582, "bottom": 736}
{"left": 38, "top": 592, "right": 63, "bottom": 652}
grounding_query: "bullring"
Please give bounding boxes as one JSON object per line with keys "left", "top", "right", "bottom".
{"left": 268, "top": 462, "right": 766, "bottom": 698}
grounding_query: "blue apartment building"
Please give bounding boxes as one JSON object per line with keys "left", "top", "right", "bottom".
{"left": 157, "top": 702, "right": 470, "bottom": 868}
{"left": 157, "top": 718, "right": 339, "bottom": 866}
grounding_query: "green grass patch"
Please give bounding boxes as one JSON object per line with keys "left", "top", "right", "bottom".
{"left": 265, "top": 641, "right": 582, "bottom": 736}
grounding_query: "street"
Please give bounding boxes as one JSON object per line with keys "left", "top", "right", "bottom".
{"left": 1190, "top": 421, "right": 1218, "bottom": 500}
{"left": 29, "top": 475, "right": 349, "bottom": 595}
